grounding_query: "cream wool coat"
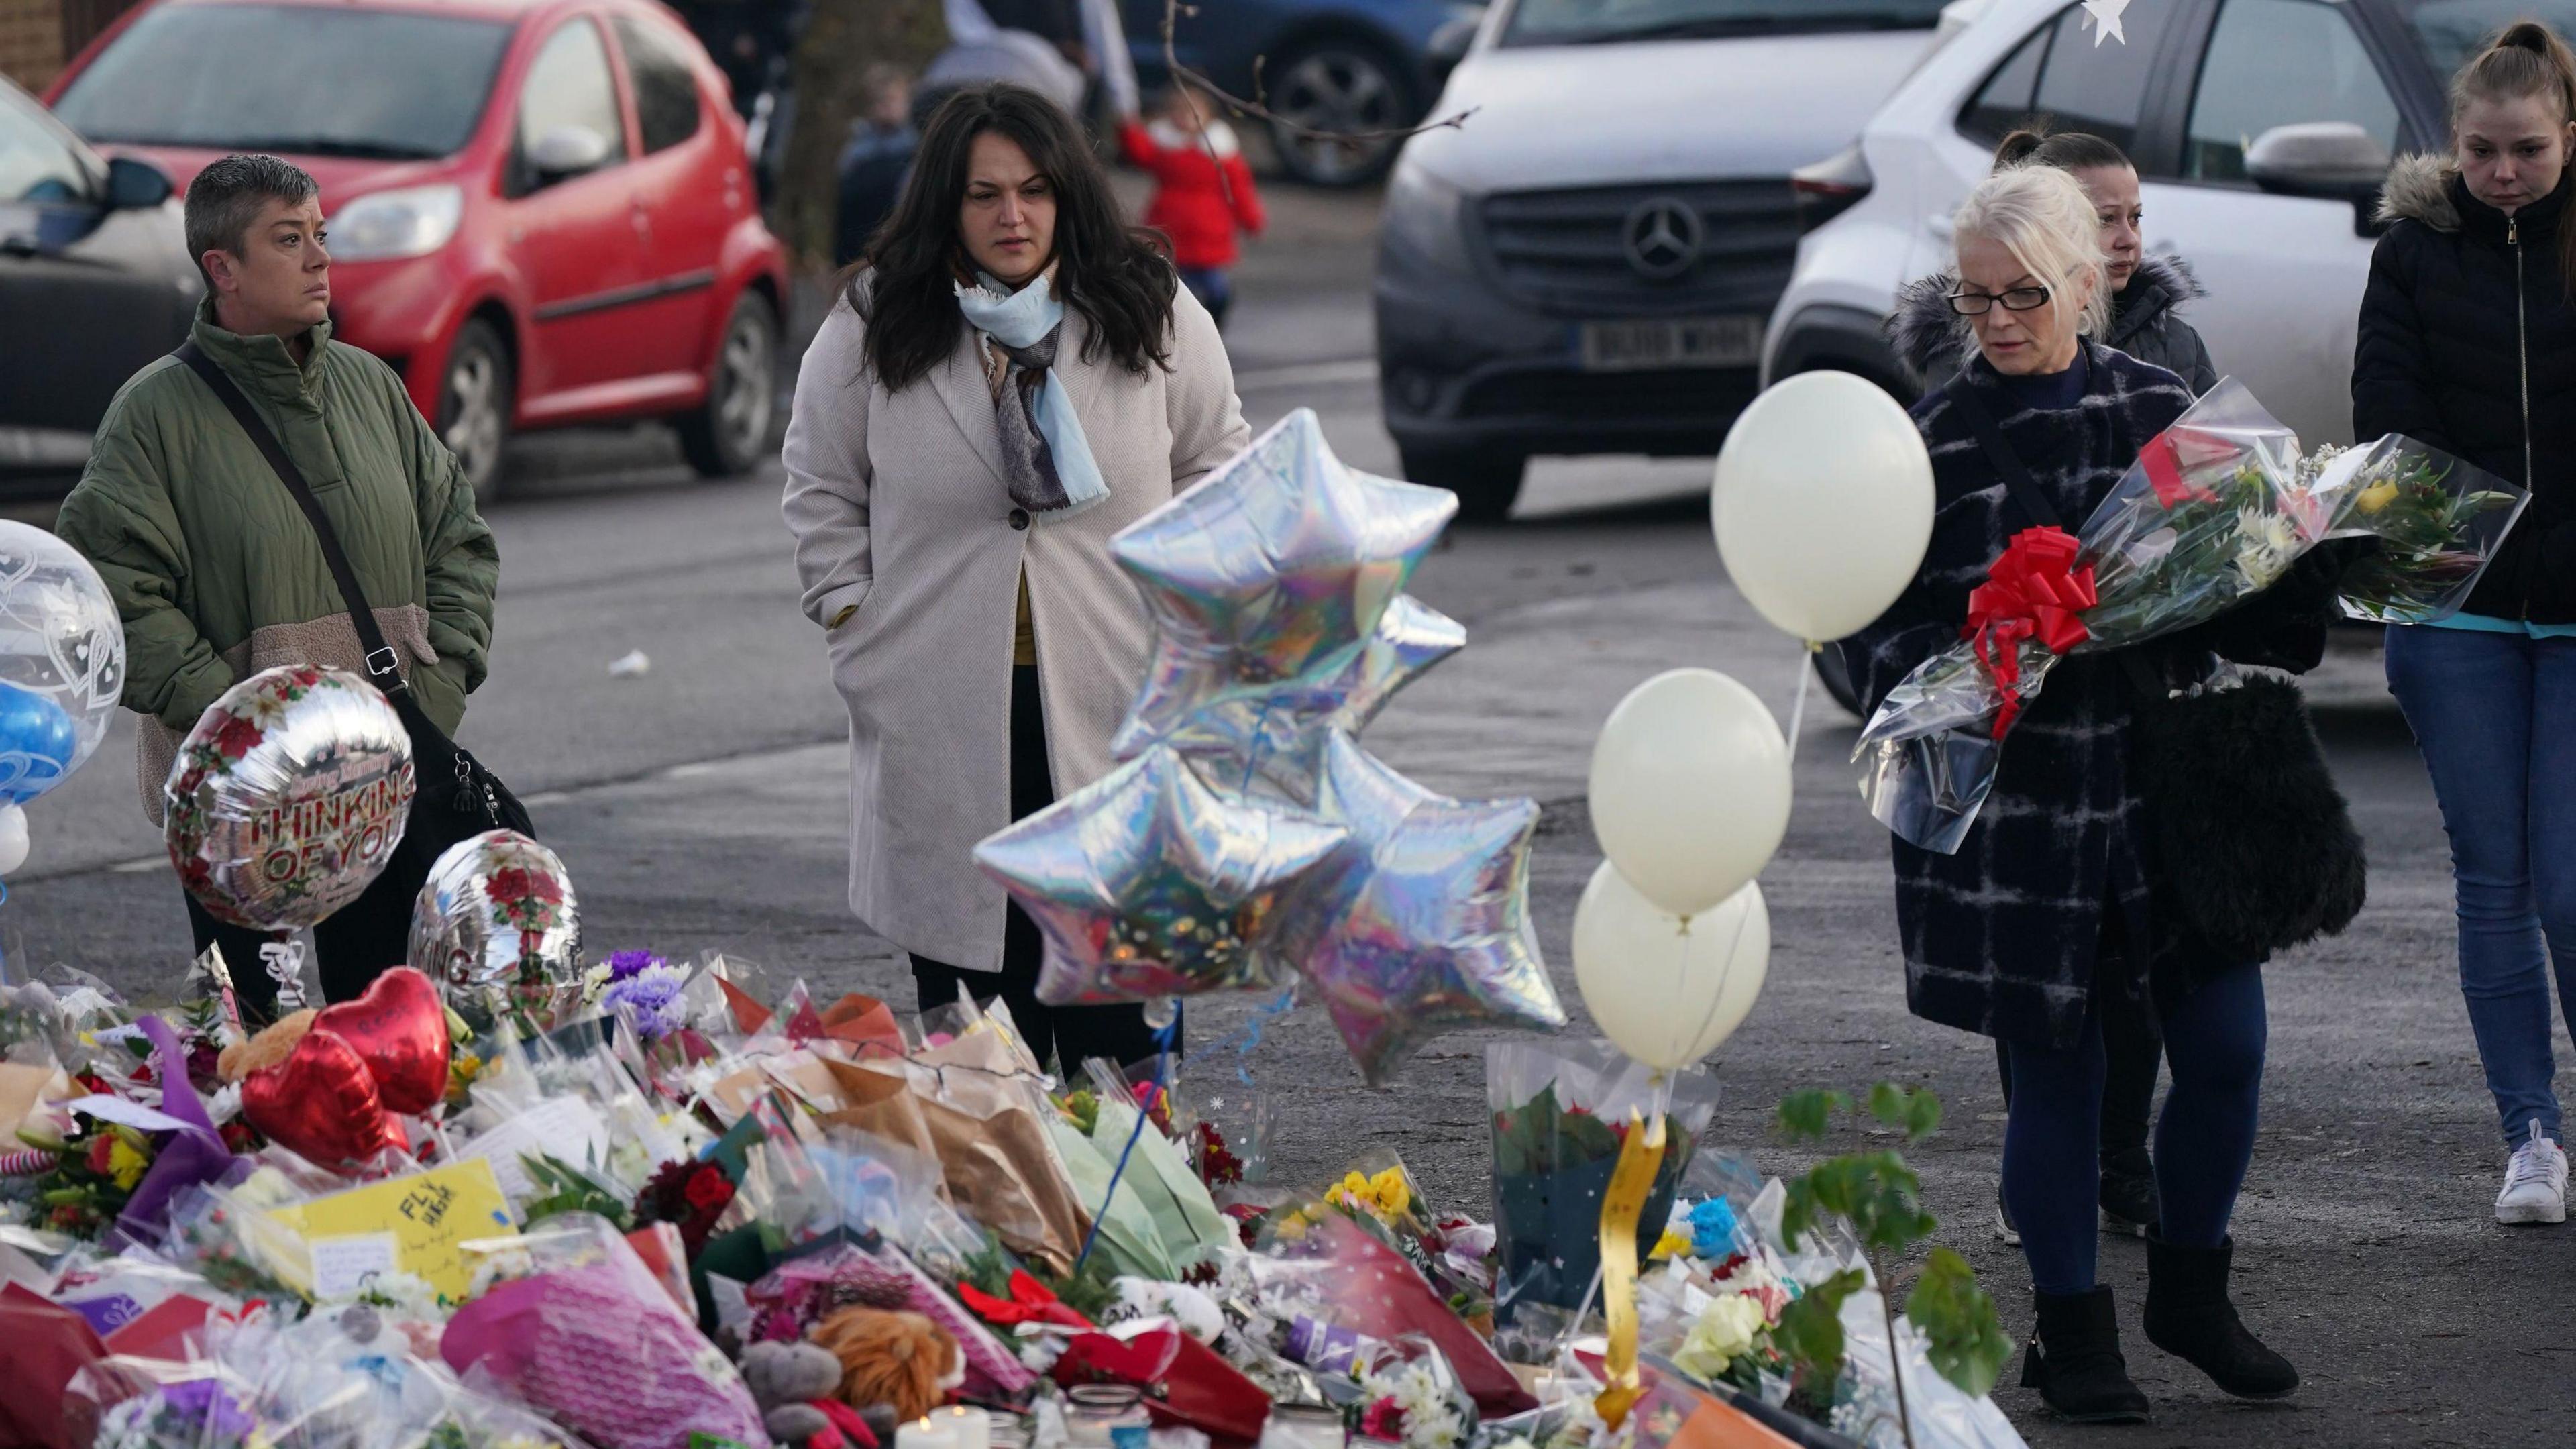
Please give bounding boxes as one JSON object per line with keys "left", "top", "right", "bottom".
{"left": 782, "top": 277, "right": 1250, "bottom": 971}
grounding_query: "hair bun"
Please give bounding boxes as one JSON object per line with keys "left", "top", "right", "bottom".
{"left": 1993, "top": 129, "right": 2047, "bottom": 166}
{"left": 2500, "top": 19, "right": 2557, "bottom": 53}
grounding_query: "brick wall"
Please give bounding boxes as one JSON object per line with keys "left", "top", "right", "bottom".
{"left": 0, "top": 0, "right": 65, "bottom": 93}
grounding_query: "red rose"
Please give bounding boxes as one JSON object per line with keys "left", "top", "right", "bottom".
{"left": 212, "top": 715, "right": 264, "bottom": 761}
{"left": 85, "top": 1137, "right": 114, "bottom": 1174}
{"left": 684, "top": 1165, "right": 734, "bottom": 1214}
{"left": 485, "top": 867, "right": 564, "bottom": 908}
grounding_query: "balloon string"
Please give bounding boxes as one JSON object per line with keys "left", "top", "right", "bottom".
{"left": 1071, "top": 1014, "right": 1180, "bottom": 1278}
{"left": 1668, "top": 897, "right": 1756, "bottom": 1069}
{"left": 1786, "top": 642, "right": 1817, "bottom": 757}
{"left": 1204, "top": 984, "right": 1297, "bottom": 1089}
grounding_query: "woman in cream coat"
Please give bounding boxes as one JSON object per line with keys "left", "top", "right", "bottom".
{"left": 784, "top": 83, "right": 1250, "bottom": 1069}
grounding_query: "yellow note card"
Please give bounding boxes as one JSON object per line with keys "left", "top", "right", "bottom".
{"left": 271, "top": 1159, "right": 517, "bottom": 1301}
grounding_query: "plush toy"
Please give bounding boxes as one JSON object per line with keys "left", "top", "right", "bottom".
{"left": 743, "top": 1340, "right": 879, "bottom": 1449}
{"left": 810, "top": 1307, "right": 961, "bottom": 1424}
{"left": 1105, "top": 1276, "right": 1226, "bottom": 1344}
{"left": 217, "top": 1009, "right": 315, "bottom": 1082}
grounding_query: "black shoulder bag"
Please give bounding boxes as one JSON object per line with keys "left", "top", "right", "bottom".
{"left": 1944, "top": 382, "right": 2365, "bottom": 963}
{"left": 176, "top": 344, "right": 535, "bottom": 861}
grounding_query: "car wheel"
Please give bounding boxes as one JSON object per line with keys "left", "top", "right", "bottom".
{"left": 437, "top": 319, "right": 511, "bottom": 506}
{"left": 1398, "top": 445, "right": 1525, "bottom": 524}
{"left": 1813, "top": 642, "right": 1862, "bottom": 718}
{"left": 1266, "top": 39, "right": 1413, "bottom": 187}
{"left": 681, "top": 290, "right": 779, "bottom": 478}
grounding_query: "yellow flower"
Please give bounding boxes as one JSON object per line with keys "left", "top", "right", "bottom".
{"left": 1275, "top": 1208, "right": 1313, "bottom": 1241}
{"left": 1368, "top": 1167, "right": 1410, "bottom": 1218}
{"left": 1671, "top": 1295, "right": 1767, "bottom": 1381}
{"left": 1648, "top": 1227, "right": 1693, "bottom": 1263}
{"left": 107, "top": 1136, "right": 150, "bottom": 1191}
{"left": 2355, "top": 480, "right": 2400, "bottom": 515}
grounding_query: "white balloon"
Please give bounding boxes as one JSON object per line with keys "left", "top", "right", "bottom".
{"left": 1574, "top": 863, "right": 1769, "bottom": 1071}
{"left": 1589, "top": 668, "right": 1790, "bottom": 918}
{"left": 0, "top": 804, "right": 28, "bottom": 877}
{"left": 1712, "top": 370, "right": 1935, "bottom": 642}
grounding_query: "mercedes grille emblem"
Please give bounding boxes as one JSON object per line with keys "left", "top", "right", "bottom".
{"left": 1623, "top": 197, "right": 1703, "bottom": 281}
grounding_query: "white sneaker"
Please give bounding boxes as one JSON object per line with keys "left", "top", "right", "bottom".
{"left": 2497, "top": 1122, "right": 2568, "bottom": 1226}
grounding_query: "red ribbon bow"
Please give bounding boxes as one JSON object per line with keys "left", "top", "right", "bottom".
{"left": 1964, "top": 526, "right": 2098, "bottom": 737}
{"left": 957, "top": 1270, "right": 1093, "bottom": 1328}
{"left": 2138, "top": 429, "right": 2225, "bottom": 508}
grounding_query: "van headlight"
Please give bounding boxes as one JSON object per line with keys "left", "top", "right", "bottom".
{"left": 329, "top": 185, "right": 464, "bottom": 261}
{"left": 1380, "top": 160, "right": 1473, "bottom": 275}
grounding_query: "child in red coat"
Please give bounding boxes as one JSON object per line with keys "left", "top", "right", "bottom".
{"left": 1120, "top": 85, "right": 1265, "bottom": 330}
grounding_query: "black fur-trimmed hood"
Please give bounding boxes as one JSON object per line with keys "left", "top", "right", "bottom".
{"left": 2377, "top": 152, "right": 2459, "bottom": 231}
{"left": 1886, "top": 254, "right": 2206, "bottom": 375}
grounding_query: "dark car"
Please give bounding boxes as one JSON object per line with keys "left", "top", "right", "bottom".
{"left": 0, "top": 77, "right": 196, "bottom": 484}
{"left": 1126, "top": 0, "right": 1485, "bottom": 186}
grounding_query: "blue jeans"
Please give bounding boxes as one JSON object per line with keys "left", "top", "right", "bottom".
{"left": 1178, "top": 267, "right": 1232, "bottom": 331}
{"left": 2385, "top": 625, "right": 2576, "bottom": 1146}
{"left": 2003, "top": 965, "right": 2267, "bottom": 1296}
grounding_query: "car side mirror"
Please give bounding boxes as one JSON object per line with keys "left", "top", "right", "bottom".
{"left": 528, "top": 124, "right": 614, "bottom": 181}
{"left": 2245, "top": 122, "right": 2390, "bottom": 199}
{"left": 104, "top": 156, "right": 174, "bottom": 211}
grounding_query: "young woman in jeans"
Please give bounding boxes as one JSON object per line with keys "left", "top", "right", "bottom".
{"left": 2357, "top": 22, "right": 2576, "bottom": 1224}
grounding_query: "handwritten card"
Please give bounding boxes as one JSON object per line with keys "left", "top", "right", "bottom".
{"left": 65, "top": 1094, "right": 193, "bottom": 1134}
{"left": 306, "top": 1232, "right": 400, "bottom": 1301}
{"left": 453, "top": 1096, "right": 613, "bottom": 1203}
{"left": 271, "top": 1159, "right": 516, "bottom": 1301}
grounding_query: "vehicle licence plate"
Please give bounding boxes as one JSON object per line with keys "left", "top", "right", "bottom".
{"left": 1578, "top": 316, "right": 1764, "bottom": 372}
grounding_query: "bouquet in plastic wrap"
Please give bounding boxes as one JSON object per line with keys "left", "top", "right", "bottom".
{"left": 1485, "top": 1040, "right": 1719, "bottom": 1318}
{"left": 1858, "top": 380, "right": 2527, "bottom": 853}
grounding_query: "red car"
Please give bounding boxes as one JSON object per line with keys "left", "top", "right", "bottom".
{"left": 48, "top": 0, "right": 791, "bottom": 500}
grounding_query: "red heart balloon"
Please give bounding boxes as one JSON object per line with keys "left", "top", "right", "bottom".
{"left": 313, "top": 968, "right": 450, "bottom": 1117}
{"left": 241, "top": 1028, "right": 402, "bottom": 1165}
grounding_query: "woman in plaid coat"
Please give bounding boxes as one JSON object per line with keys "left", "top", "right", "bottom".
{"left": 1846, "top": 166, "right": 2323, "bottom": 1426}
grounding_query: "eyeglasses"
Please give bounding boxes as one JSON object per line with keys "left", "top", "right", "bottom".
{"left": 1947, "top": 285, "right": 2052, "bottom": 316}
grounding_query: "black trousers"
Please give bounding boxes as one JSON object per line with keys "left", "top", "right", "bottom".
{"left": 183, "top": 832, "right": 427, "bottom": 1026}
{"left": 911, "top": 665, "right": 1175, "bottom": 1075}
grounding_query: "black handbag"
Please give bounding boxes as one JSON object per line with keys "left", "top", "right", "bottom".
{"left": 1944, "top": 382, "right": 2366, "bottom": 962}
{"left": 175, "top": 343, "right": 535, "bottom": 863}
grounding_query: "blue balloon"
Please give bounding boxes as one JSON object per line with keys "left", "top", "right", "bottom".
{"left": 0, "top": 679, "right": 78, "bottom": 805}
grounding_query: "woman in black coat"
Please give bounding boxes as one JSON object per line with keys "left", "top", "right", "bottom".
{"left": 1848, "top": 165, "right": 2324, "bottom": 1424}
{"left": 1896, "top": 128, "right": 2218, "bottom": 1248}
{"left": 2355, "top": 21, "right": 2576, "bottom": 1226}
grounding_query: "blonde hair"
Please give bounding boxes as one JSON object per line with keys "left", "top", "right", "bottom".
{"left": 1949, "top": 165, "right": 2110, "bottom": 343}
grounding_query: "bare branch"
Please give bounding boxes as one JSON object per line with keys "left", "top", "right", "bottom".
{"left": 1158, "top": 0, "right": 1476, "bottom": 150}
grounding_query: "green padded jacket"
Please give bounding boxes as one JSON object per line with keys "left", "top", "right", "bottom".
{"left": 56, "top": 303, "right": 498, "bottom": 820}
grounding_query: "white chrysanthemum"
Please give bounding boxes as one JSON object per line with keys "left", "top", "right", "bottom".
{"left": 2234, "top": 507, "right": 2301, "bottom": 590}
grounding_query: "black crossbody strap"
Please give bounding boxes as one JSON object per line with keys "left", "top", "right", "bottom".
{"left": 1941, "top": 380, "right": 2063, "bottom": 531}
{"left": 174, "top": 343, "right": 411, "bottom": 700}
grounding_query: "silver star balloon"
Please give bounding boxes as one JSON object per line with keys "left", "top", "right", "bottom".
{"left": 974, "top": 745, "right": 1352, "bottom": 1006}
{"left": 1283, "top": 732, "right": 1564, "bottom": 1085}
{"left": 1110, "top": 409, "right": 1458, "bottom": 777}
{"left": 1163, "top": 593, "right": 1468, "bottom": 804}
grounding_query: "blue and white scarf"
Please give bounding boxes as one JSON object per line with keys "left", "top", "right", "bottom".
{"left": 954, "top": 269, "right": 1109, "bottom": 518}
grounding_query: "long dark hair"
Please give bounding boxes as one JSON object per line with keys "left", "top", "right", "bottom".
{"left": 2452, "top": 20, "right": 2576, "bottom": 285}
{"left": 845, "top": 84, "right": 1176, "bottom": 392}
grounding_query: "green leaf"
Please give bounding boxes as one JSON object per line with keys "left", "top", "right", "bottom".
{"left": 1772, "top": 1267, "right": 1866, "bottom": 1393}
{"left": 1907, "top": 1247, "right": 2013, "bottom": 1399}
{"left": 1904, "top": 1089, "right": 1943, "bottom": 1144}
{"left": 1776, "top": 1089, "right": 1849, "bottom": 1142}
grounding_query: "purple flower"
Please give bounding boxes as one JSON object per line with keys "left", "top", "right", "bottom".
{"left": 602, "top": 963, "right": 689, "bottom": 1042}
{"left": 159, "top": 1378, "right": 254, "bottom": 1443}
{"left": 605, "top": 949, "right": 665, "bottom": 983}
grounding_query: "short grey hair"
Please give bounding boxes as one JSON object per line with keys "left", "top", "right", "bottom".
{"left": 184, "top": 154, "right": 319, "bottom": 288}
{"left": 1950, "top": 165, "right": 2111, "bottom": 342}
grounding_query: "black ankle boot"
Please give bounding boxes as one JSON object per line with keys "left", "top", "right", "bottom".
{"left": 2143, "top": 1236, "right": 2299, "bottom": 1400}
{"left": 2019, "top": 1287, "right": 2152, "bottom": 1423}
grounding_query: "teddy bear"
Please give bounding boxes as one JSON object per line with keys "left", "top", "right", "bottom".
{"left": 743, "top": 1340, "right": 881, "bottom": 1449}
{"left": 810, "top": 1307, "right": 962, "bottom": 1424}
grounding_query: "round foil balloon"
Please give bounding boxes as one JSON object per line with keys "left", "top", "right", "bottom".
{"left": 164, "top": 666, "right": 416, "bottom": 930}
{"left": 410, "top": 830, "right": 582, "bottom": 1005}
{"left": 0, "top": 522, "right": 124, "bottom": 802}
